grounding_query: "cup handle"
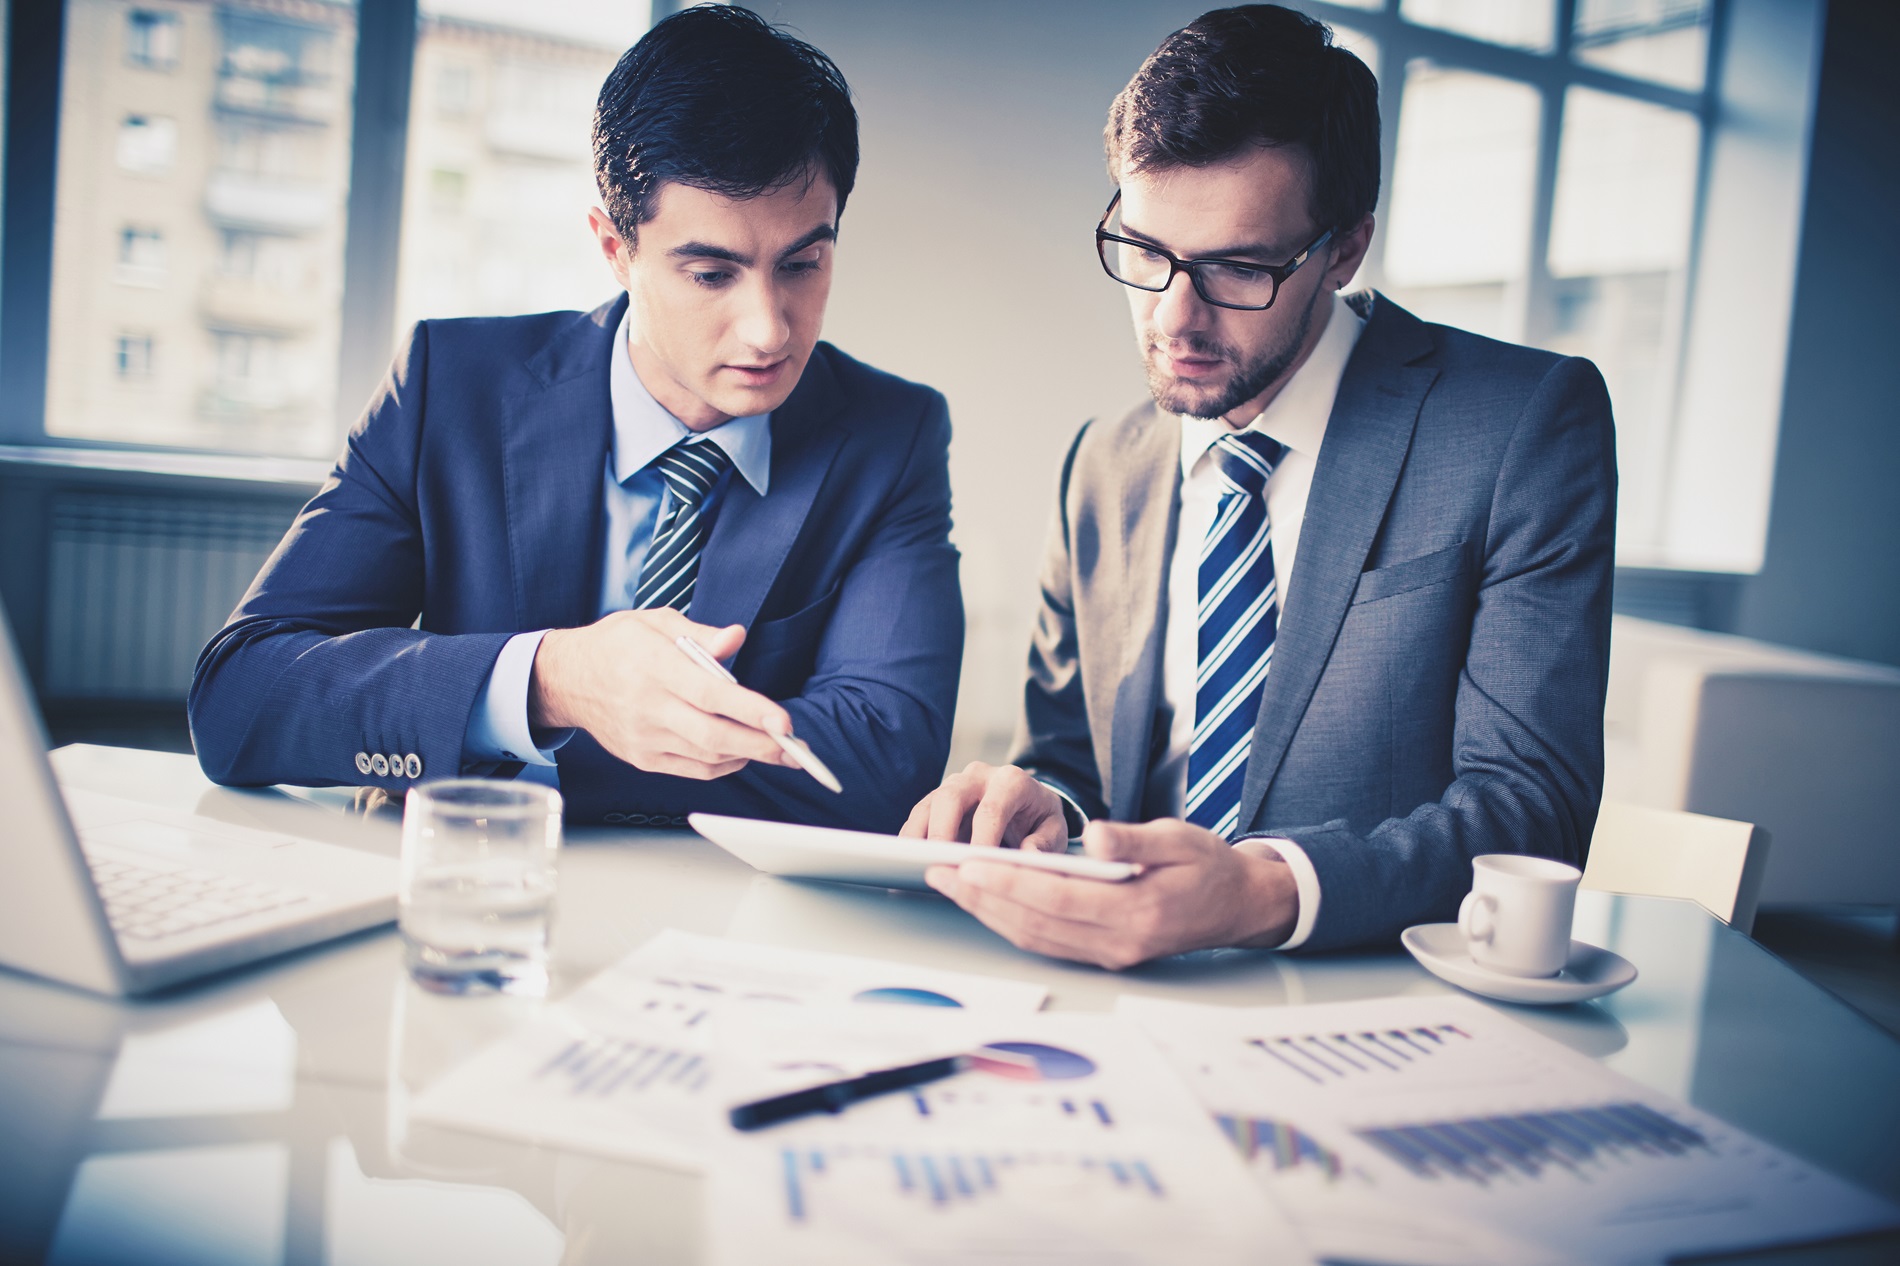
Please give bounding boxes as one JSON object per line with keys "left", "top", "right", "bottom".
{"left": 1459, "top": 891, "right": 1497, "bottom": 946}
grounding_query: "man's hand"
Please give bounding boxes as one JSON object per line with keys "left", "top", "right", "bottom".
{"left": 899, "top": 762, "right": 1068, "bottom": 852}
{"left": 923, "top": 820, "right": 1299, "bottom": 970}
{"left": 529, "top": 608, "right": 798, "bottom": 780}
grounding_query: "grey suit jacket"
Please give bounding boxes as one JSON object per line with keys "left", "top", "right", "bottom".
{"left": 1009, "top": 293, "right": 1617, "bottom": 952}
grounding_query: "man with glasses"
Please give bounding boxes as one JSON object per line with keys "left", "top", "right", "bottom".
{"left": 904, "top": 4, "right": 1616, "bottom": 963}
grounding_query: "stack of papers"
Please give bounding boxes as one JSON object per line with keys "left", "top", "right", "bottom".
{"left": 408, "top": 930, "right": 1046, "bottom": 1170}
{"left": 412, "top": 933, "right": 1897, "bottom": 1265}
{"left": 1120, "top": 994, "right": 1900, "bottom": 1266}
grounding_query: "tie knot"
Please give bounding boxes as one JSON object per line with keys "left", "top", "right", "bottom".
{"left": 1211, "top": 431, "right": 1285, "bottom": 495}
{"left": 651, "top": 440, "right": 732, "bottom": 509}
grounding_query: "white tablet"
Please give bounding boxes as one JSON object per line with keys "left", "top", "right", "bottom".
{"left": 687, "top": 814, "right": 1141, "bottom": 892}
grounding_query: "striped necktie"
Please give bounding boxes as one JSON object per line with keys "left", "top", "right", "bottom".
{"left": 1185, "top": 431, "right": 1286, "bottom": 839}
{"left": 631, "top": 440, "right": 733, "bottom": 611}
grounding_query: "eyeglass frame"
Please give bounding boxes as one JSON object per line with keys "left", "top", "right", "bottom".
{"left": 1093, "top": 190, "right": 1336, "bottom": 312}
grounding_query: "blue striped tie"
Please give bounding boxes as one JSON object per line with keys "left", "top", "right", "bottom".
{"left": 1185, "top": 432, "right": 1285, "bottom": 839}
{"left": 631, "top": 440, "right": 732, "bottom": 611}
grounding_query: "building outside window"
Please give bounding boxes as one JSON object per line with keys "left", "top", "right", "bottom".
{"left": 115, "top": 113, "right": 178, "bottom": 174}
{"left": 44, "top": 0, "right": 357, "bottom": 457}
{"left": 114, "top": 227, "right": 167, "bottom": 287}
{"left": 115, "top": 334, "right": 156, "bottom": 380}
{"left": 124, "top": 7, "right": 181, "bottom": 70}
{"left": 393, "top": 4, "right": 637, "bottom": 332}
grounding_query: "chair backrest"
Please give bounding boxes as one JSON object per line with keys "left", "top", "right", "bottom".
{"left": 1583, "top": 800, "right": 1772, "bottom": 934}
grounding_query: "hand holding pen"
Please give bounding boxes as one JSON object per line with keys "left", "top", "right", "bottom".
{"left": 676, "top": 635, "right": 842, "bottom": 793}
{"left": 528, "top": 608, "right": 834, "bottom": 786}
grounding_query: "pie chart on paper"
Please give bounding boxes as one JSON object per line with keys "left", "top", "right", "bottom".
{"left": 852, "top": 987, "right": 965, "bottom": 1008}
{"left": 970, "top": 1041, "right": 1098, "bottom": 1081}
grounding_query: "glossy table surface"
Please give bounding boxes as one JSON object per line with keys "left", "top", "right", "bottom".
{"left": 3, "top": 745, "right": 1897, "bottom": 1265}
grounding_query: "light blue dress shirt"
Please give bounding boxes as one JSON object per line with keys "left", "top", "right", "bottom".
{"left": 462, "top": 302, "right": 772, "bottom": 782}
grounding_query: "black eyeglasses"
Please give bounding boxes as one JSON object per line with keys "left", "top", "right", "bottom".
{"left": 1094, "top": 191, "right": 1334, "bottom": 311}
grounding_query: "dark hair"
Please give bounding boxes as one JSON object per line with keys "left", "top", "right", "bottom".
{"left": 1105, "top": 4, "right": 1379, "bottom": 233}
{"left": 592, "top": 5, "right": 858, "bottom": 245}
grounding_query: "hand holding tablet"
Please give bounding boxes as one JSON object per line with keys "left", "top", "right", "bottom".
{"left": 687, "top": 814, "right": 1141, "bottom": 892}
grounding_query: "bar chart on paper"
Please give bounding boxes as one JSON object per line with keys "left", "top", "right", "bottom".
{"left": 1357, "top": 1101, "right": 1711, "bottom": 1186}
{"left": 1245, "top": 1023, "right": 1476, "bottom": 1087}
{"left": 778, "top": 1144, "right": 1168, "bottom": 1223}
{"left": 537, "top": 1030, "right": 710, "bottom": 1098}
{"left": 1121, "top": 994, "right": 1900, "bottom": 1266}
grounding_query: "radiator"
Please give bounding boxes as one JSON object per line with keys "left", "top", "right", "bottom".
{"left": 43, "top": 493, "right": 293, "bottom": 699}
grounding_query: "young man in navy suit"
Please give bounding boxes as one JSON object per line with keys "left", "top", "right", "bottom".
{"left": 906, "top": 5, "right": 1615, "bottom": 960}
{"left": 190, "top": 7, "right": 962, "bottom": 831}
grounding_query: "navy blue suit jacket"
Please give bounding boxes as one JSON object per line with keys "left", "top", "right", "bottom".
{"left": 189, "top": 297, "right": 964, "bottom": 831}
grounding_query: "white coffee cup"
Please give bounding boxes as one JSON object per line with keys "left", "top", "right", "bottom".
{"left": 1457, "top": 854, "right": 1582, "bottom": 978}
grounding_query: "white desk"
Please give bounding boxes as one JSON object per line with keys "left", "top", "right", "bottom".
{"left": 3, "top": 745, "right": 1897, "bottom": 1264}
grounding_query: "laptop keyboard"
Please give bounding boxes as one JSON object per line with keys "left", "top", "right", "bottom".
{"left": 87, "top": 854, "right": 314, "bottom": 942}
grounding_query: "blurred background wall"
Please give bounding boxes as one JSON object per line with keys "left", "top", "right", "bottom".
{"left": 2, "top": 0, "right": 1895, "bottom": 767}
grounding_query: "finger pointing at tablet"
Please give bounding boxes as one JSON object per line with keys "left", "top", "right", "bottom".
{"left": 899, "top": 762, "right": 1068, "bottom": 852}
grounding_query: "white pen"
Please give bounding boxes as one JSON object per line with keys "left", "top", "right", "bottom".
{"left": 674, "top": 635, "right": 843, "bottom": 794}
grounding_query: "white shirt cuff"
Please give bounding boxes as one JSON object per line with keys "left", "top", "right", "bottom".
{"left": 1252, "top": 836, "right": 1322, "bottom": 950}
{"left": 465, "top": 630, "right": 570, "bottom": 767}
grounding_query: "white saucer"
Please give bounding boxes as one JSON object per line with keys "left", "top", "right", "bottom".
{"left": 1401, "top": 923, "right": 1637, "bottom": 1005}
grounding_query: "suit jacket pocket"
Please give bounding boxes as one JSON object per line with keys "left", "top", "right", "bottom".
{"left": 736, "top": 581, "right": 842, "bottom": 696}
{"left": 1351, "top": 541, "right": 1470, "bottom": 605}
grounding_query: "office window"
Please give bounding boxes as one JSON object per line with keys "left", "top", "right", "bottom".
{"left": 1573, "top": 0, "right": 1712, "bottom": 92}
{"left": 116, "top": 335, "right": 156, "bottom": 380}
{"left": 125, "top": 8, "right": 181, "bottom": 71}
{"left": 115, "top": 114, "right": 177, "bottom": 175}
{"left": 115, "top": 227, "right": 167, "bottom": 286}
{"left": 1310, "top": 0, "right": 1814, "bottom": 567}
{"left": 1381, "top": 65, "right": 1541, "bottom": 342}
{"left": 45, "top": 0, "right": 358, "bottom": 457}
{"left": 1400, "top": 0, "right": 1557, "bottom": 52}
{"left": 393, "top": 3, "right": 647, "bottom": 331}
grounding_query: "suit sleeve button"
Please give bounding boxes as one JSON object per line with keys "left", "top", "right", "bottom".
{"left": 604, "top": 812, "right": 626, "bottom": 824}
{"left": 370, "top": 753, "right": 390, "bottom": 776}
{"left": 404, "top": 753, "right": 422, "bottom": 778}
{"left": 355, "top": 752, "right": 372, "bottom": 775}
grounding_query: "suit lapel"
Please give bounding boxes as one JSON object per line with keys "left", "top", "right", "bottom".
{"left": 692, "top": 348, "right": 846, "bottom": 633}
{"left": 1236, "top": 295, "right": 1439, "bottom": 830}
{"left": 1105, "top": 407, "right": 1181, "bottom": 821}
{"left": 501, "top": 299, "right": 620, "bottom": 630}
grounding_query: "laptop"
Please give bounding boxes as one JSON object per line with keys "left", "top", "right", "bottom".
{"left": 0, "top": 601, "right": 399, "bottom": 997}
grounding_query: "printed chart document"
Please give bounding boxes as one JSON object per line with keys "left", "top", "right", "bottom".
{"left": 1119, "top": 994, "right": 1900, "bottom": 1266}
{"left": 409, "top": 930, "right": 1047, "bottom": 1170}
{"left": 707, "top": 1007, "right": 1311, "bottom": 1266}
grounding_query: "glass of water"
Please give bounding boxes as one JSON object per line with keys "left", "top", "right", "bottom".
{"left": 399, "top": 779, "right": 562, "bottom": 996}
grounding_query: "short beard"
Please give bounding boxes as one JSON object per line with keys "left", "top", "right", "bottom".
{"left": 1142, "top": 287, "right": 1321, "bottom": 421}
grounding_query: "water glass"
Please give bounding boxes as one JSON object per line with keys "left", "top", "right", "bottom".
{"left": 399, "top": 778, "right": 562, "bottom": 995}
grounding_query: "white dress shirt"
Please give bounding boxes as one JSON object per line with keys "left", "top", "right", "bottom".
{"left": 462, "top": 301, "right": 772, "bottom": 780}
{"left": 1155, "top": 289, "right": 1365, "bottom": 949}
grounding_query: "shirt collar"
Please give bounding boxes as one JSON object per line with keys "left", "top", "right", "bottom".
{"left": 609, "top": 300, "right": 772, "bottom": 495}
{"left": 1179, "top": 288, "right": 1367, "bottom": 478}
